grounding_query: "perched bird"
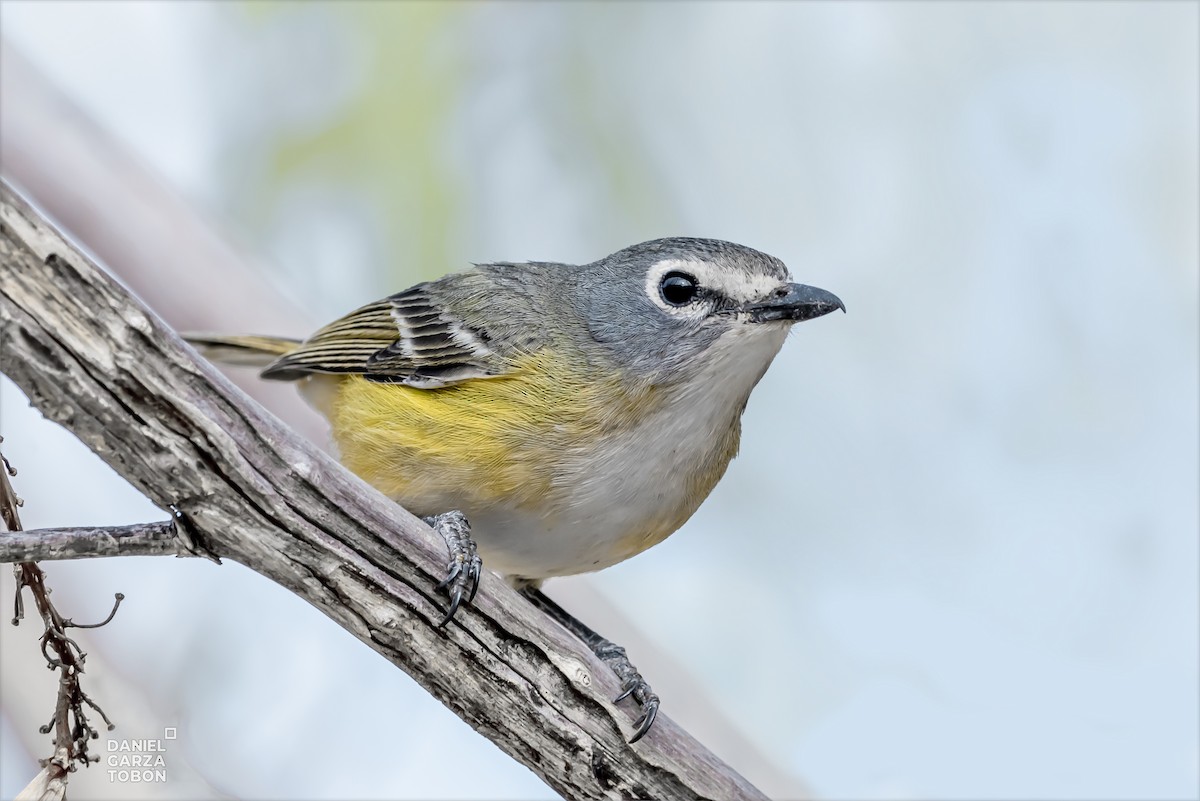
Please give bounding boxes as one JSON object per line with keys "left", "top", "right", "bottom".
{"left": 187, "top": 236, "right": 843, "bottom": 741}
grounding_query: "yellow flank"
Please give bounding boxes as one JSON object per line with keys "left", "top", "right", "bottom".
{"left": 328, "top": 348, "right": 657, "bottom": 516}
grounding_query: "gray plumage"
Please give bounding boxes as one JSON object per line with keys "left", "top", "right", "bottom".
{"left": 256, "top": 237, "right": 796, "bottom": 388}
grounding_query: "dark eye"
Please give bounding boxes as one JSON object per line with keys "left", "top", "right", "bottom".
{"left": 659, "top": 271, "right": 699, "bottom": 306}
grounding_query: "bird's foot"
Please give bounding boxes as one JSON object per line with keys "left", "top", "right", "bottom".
{"left": 422, "top": 511, "right": 482, "bottom": 626}
{"left": 596, "top": 641, "right": 660, "bottom": 743}
{"left": 521, "top": 587, "right": 660, "bottom": 743}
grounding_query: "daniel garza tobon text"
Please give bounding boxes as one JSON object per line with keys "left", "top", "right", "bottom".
{"left": 106, "top": 735, "right": 174, "bottom": 784}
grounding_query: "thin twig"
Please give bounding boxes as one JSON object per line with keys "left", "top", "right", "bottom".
{"left": 0, "top": 442, "right": 119, "bottom": 794}
{"left": 66, "top": 593, "right": 125, "bottom": 630}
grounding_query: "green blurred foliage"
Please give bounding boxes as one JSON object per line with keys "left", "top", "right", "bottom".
{"left": 231, "top": 1, "right": 680, "bottom": 293}
{"left": 242, "top": 0, "right": 467, "bottom": 285}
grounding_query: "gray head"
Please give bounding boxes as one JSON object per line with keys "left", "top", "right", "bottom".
{"left": 575, "top": 237, "right": 844, "bottom": 383}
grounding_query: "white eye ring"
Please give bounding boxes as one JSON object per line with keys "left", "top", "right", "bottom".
{"left": 645, "top": 259, "right": 711, "bottom": 316}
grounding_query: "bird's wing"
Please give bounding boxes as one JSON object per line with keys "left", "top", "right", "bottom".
{"left": 260, "top": 285, "right": 505, "bottom": 388}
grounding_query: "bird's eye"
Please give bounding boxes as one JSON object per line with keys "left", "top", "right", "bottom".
{"left": 659, "top": 272, "right": 699, "bottom": 306}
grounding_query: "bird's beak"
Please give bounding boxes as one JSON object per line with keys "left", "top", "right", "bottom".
{"left": 744, "top": 283, "right": 846, "bottom": 323}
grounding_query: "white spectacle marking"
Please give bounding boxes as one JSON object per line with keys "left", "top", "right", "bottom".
{"left": 644, "top": 258, "right": 792, "bottom": 315}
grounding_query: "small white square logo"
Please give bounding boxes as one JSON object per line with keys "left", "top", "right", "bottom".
{"left": 164, "top": 728, "right": 177, "bottom": 740}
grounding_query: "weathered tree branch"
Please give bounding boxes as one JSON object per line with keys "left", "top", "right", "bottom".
{"left": 0, "top": 180, "right": 767, "bottom": 800}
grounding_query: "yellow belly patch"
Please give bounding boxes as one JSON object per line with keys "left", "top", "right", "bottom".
{"left": 327, "top": 349, "right": 658, "bottom": 515}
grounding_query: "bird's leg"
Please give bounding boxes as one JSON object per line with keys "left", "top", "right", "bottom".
{"left": 421, "top": 511, "right": 482, "bottom": 627}
{"left": 520, "top": 586, "right": 660, "bottom": 743}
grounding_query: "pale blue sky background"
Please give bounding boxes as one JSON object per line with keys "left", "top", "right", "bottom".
{"left": 1, "top": 2, "right": 1197, "bottom": 800}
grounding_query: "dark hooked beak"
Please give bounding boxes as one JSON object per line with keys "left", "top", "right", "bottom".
{"left": 744, "top": 283, "right": 846, "bottom": 323}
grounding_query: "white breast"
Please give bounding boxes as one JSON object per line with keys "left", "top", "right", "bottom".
{"left": 467, "top": 323, "right": 790, "bottom": 581}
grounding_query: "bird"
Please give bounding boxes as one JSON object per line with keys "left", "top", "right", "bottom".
{"left": 186, "top": 236, "right": 843, "bottom": 742}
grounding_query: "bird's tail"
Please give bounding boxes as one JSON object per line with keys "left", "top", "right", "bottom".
{"left": 183, "top": 334, "right": 303, "bottom": 370}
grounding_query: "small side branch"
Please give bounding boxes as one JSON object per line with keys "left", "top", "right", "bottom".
{"left": 0, "top": 521, "right": 180, "bottom": 563}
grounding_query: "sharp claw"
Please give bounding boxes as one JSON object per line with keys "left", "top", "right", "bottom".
{"left": 436, "top": 562, "right": 461, "bottom": 591}
{"left": 438, "top": 589, "right": 463, "bottom": 628}
{"left": 467, "top": 561, "right": 481, "bottom": 604}
{"left": 613, "top": 680, "right": 659, "bottom": 742}
{"left": 629, "top": 702, "right": 658, "bottom": 744}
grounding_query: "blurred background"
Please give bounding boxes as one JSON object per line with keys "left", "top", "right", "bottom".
{"left": 1, "top": 2, "right": 1197, "bottom": 799}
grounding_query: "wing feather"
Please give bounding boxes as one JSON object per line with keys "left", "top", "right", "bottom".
{"left": 260, "top": 287, "right": 499, "bottom": 387}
